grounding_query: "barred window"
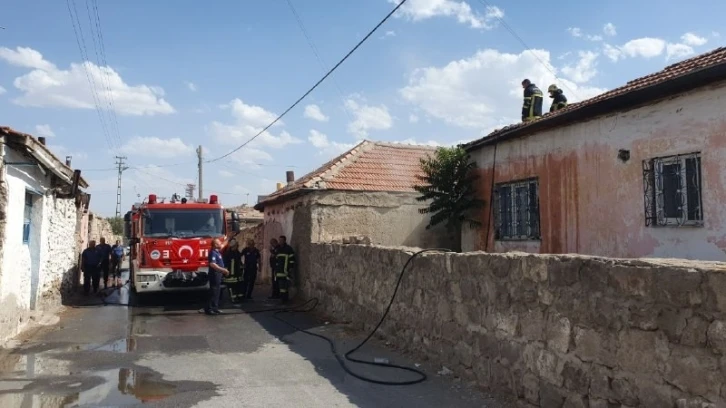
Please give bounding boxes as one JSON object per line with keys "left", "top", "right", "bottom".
{"left": 494, "top": 178, "right": 540, "bottom": 240}
{"left": 643, "top": 152, "right": 703, "bottom": 227}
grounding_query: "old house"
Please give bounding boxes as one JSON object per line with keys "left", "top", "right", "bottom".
{"left": 0, "top": 127, "right": 89, "bottom": 341}
{"left": 462, "top": 47, "right": 726, "bottom": 260}
{"left": 254, "top": 140, "right": 450, "bottom": 280}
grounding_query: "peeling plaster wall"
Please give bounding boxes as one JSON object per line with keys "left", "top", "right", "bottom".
{"left": 260, "top": 190, "right": 455, "bottom": 284}
{"left": 308, "top": 243, "right": 726, "bottom": 407}
{"left": 466, "top": 80, "right": 726, "bottom": 260}
{"left": 0, "top": 147, "right": 78, "bottom": 342}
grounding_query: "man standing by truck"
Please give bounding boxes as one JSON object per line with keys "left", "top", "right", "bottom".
{"left": 240, "top": 239, "right": 261, "bottom": 300}
{"left": 96, "top": 237, "right": 112, "bottom": 289}
{"left": 110, "top": 239, "right": 124, "bottom": 286}
{"left": 201, "top": 238, "right": 230, "bottom": 315}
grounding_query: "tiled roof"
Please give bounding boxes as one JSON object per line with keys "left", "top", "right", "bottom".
{"left": 464, "top": 47, "right": 726, "bottom": 150}
{"left": 1, "top": 126, "right": 89, "bottom": 188}
{"left": 255, "top": 140, "right": 437, "bottom": 208}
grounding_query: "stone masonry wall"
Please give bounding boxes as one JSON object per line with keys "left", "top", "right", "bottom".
{"left": 88, "top": 213, "right": 121, "bottom": 245}
{"left": 305, "top": 244, "right": 726, "bottom": 407}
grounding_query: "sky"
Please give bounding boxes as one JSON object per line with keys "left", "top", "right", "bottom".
{"left": 1, "top": 0, "right": 723, "bottom": 217}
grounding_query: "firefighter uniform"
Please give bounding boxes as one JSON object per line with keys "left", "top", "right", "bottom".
{"left": 548, "top": 84, "right": 568, "bottom": 113}
{"left": 269, "top": 245, "right": 280, "bottom": 299}
{"left": 222, "top": 245, "right": 244, "bottom": 303}
{"left": 521, "top": 80, "right": 544, "bottom": 122}
{"left": 274, "top": 244, "right": 296, "bottom": 302}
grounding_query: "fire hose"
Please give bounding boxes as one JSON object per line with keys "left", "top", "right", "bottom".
{"left": 91, "top": 248, "right": 453, "bottom": 385}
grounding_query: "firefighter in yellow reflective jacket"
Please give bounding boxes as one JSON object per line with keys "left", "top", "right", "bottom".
{"left": 521, "top": 79, "right": 543, "bottom": 122}
{"left": 548, "top": 84, "right": 568, "bottom": 113}
{"left": 274, "top": 235, "right": 295, "bottom": 303}
{"left": 222, "top": 239, "right": 244, "bottom": 303}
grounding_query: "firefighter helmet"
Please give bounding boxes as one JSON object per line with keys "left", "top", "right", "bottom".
{"left": 548, "top": 84, "right": 558, "bottom": 93}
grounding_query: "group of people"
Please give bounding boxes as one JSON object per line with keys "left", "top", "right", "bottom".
{"left": 80, "top": 237, "right": 125, "bottom": 294}
{"left": 521, "top": 79, "right": 568, "bottom": 122}
{"left": 201, "top": 235, "right": 296, "bottom": 315}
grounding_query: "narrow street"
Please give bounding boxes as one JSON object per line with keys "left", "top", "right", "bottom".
{"left": 0, "top": 267, "right": 509, "bottom": 408}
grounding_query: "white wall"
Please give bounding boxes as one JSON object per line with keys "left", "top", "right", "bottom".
{"left": 0, "top": 147, "right": 78, "bottom": 341}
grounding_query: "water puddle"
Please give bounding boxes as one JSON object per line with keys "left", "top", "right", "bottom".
{"left": 87, "top": 338, "right": 137, "bottom": 353}
{"left": 0, "top": 368, "right": 176, "bottom": 407}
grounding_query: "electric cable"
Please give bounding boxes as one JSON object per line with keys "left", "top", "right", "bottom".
{"left": 273, "top": 248, "right": 452, "bottom": 385}
{"left": 87, "top": 247, "right": 452, "bottom": 385}
{"left": 205, "top": 0, "right": 409, "bottom": 164}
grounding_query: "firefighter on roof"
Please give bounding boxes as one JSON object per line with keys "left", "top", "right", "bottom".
{"left": 548, "top": 84, "right": 568, "bottom": 113}
{"left": 274, "top": 235, "right": 295, "bottom": 303}
{"left": 521, "top": 79, "right": 543, "bottom": 122}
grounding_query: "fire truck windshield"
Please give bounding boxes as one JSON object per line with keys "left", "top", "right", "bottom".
{"left": 142, "top": 209, "right": 224, "bottom": 238}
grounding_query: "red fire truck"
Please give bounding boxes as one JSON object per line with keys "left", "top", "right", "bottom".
{"left": 123, "top": 193, "right": 240, "bottom": 295}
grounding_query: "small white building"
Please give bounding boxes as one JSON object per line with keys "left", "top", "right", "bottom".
{"left": 0, "top": 127, "right": 89, "bottom": 341}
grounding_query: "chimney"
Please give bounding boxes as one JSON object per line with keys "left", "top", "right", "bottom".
{"left": 286, "top": 170, "right": 295, "bottom": 185}
{"left": 276, "top": 182, "right": 284, "bottom": 191}
{"left": 38, "top": 136, "right": 46, "bottom": 145}
{"left": 65, "top": 156, "right": 72, "bottom": 166}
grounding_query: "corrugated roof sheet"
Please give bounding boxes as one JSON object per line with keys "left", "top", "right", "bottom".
{"left": 257, "top": 140, "right": 437, "bottom": 206}
{"left": 464, "top": 46, "right": 726, "bottom": 149}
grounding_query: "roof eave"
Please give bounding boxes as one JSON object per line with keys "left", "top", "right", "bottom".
{"left": 2, "top": 130, "right": 90, "bottom": 188}
{"left": 253, "top": 188, "right": 317, "bottom": 211}
{"left": 464, "top": 62, "right": 726, "bottom": 151}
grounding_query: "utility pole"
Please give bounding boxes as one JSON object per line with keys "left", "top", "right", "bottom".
{"left": 114, "top": 156, "right": 128, "bottom": 217}
{"left": 196, "top": 145, "right": 203, "bottom": 201}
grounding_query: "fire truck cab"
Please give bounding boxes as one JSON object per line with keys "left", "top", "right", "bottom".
{"left": 123, "top": 194, "right": 240, "bottom": 294}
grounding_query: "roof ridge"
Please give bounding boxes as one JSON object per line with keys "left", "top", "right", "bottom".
{"left": 370, "top": 141, "right": 439, "bottom": 150}
{"left": 301, "top": 140, "right": 371, "bottom": 189}
{"left": 315, "top": 140, "right": 376, "bottom": 187}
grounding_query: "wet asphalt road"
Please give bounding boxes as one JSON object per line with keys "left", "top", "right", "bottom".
{"left": 0, "top": 269, "right": 510, "bottom": 407}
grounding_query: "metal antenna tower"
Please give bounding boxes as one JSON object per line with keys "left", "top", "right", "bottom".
{"left": 185, "top": 183, "right": 196, "bottom": 199}
{"left": 114, "top": 156, "right": 128, "bottom": 217}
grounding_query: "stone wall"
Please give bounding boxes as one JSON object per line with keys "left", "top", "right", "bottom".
{"left": 305, "top": 243, "right": 726, "bottom": 407}
{"left": 87, "top": 213, "right": 121, "bottom": 245}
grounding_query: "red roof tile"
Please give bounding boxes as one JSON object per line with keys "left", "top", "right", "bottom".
{"left": 256, "top": 141, "right": 437, "bottom": 207}
{"left": 465, "top": 47, "right": 726, "bottom": 149}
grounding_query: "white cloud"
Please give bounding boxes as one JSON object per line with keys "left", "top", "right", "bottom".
{"left": 603, "top": 38, "right": 666, "bottom": 61}
{"left": 308, "top": 129, "right": 354, "bottom": 156}
{"left": 568, "top": 27, "right": 602, "bottom": 42}
{"left": 344, "top": 97, "right": 394, "bottom": 138}
{"left": 119, "top": 136, "right": 194, "bottom": 158}
{"left": 399, "top": 48, "right": 607, "bottom": 130}
{"left": 561, "top": 51, "right": 598, "bottom": 83}
{"left": 391, "top": 0, "right": 503, "bottom": 29}
{"left": 409, "top": 114, "right": 420, "bottom": 123}
{"left": 303, "top": 104, "right": 329, "bottom": 122}
{"left": 603, "top": 23, "right": 617, "bottom": 37}
{"left": 208, "top": 99, "right": 302, "bottom": 166}
{"left": 0, "top": 85, "right": 6, "bottom": 95}
{"left": 681, "top": 32, "right": 708, "bottom": 47}
{"left": 35, "top": 124, "right": 55, "bottom": 138}
{"left": 185, "top": 81, "right": 198, "bottom": 92}
{"left": 567, "top": 27, "right": 582, "bottom": 38}
{"left": 713, "top": 31, "right": 721, "bottom": 38}
{"left": 218, "top": 169, "right": 235, "bottom": 178}
{"left": 0, "top": 46, "right": 175, "bottom": 116}
{"left": 666, "top": 43, "right": 695, "bottom": 60}
{"left": 380, "top": 30, "right": 396, "bottom": 39}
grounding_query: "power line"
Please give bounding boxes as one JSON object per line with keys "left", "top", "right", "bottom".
{"left": 205, "top": 0, "right": 409, "bottom": 164}
{"left": 284, "top": 0, "right": 354, "bottom": 123}
{"left": 87, "top": 0, "right": 122, "bottom": 147}
{"left": 65, "top": 0, "right": 116, "bottom": 151}
{"left": 474, "top": 0, "right": 579, "bottom": 100}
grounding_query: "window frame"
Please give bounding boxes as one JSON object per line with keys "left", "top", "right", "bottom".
{"left": 493, "top": 177, "right": 541, "bottom": 241}
{"left": 23, "top": 190, "right": 35, "bottom": 244}
{"left": 643, "top": 152, "right": 703, "bottom": 227}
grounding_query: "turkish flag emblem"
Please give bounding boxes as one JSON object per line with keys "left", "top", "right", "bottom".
{"left": 172, "top": 240, "right": 200, "bottom": 264}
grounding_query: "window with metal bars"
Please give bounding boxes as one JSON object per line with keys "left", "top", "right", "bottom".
{"left": 494, "top": 178, "right": 540, "bottom": 240}
{"left": 642, "top": 152, "right": 703, "bottom": 227}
